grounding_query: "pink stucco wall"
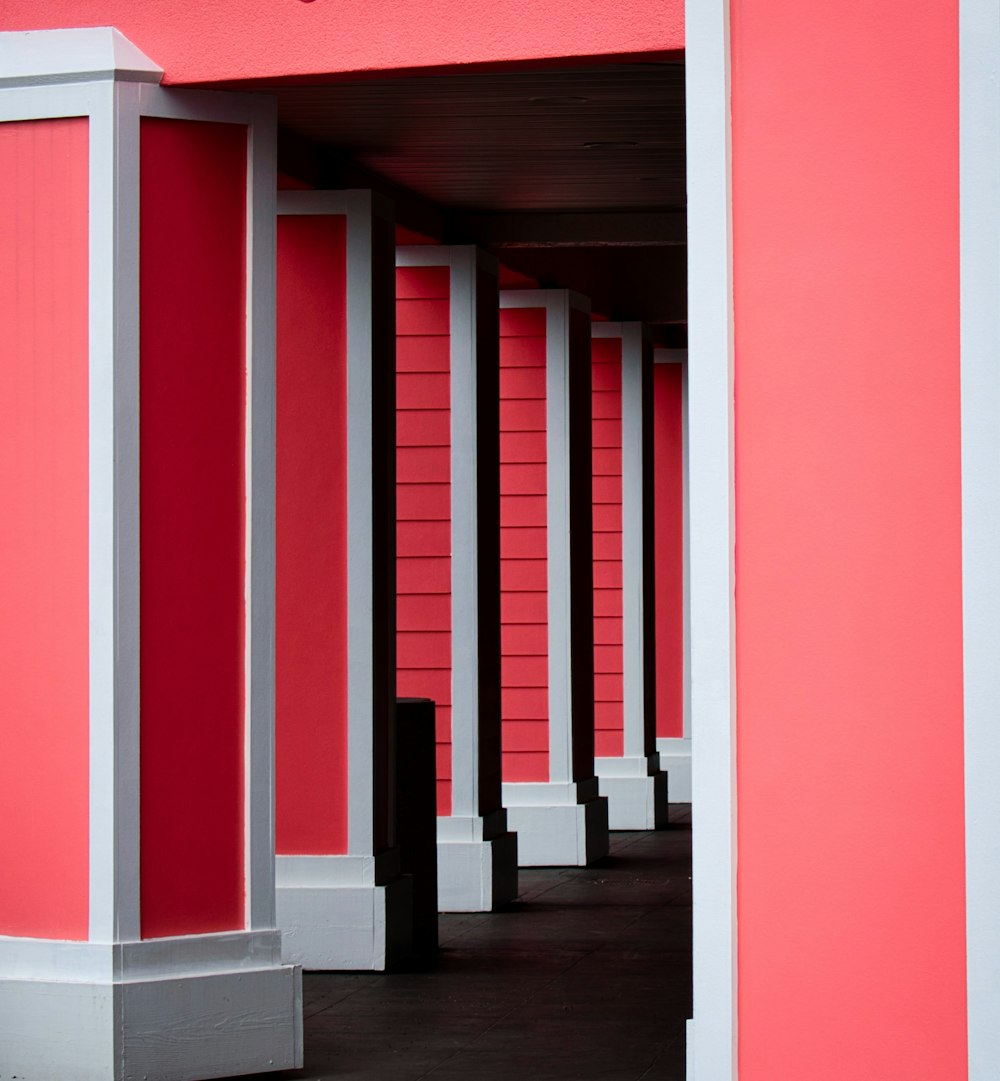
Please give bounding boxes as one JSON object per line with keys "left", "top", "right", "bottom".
{"left": 730, "top": 2, "right": 967, "bottom": 1078}
{"left": 0, "top": 0, "right": 683, "bottom": 84}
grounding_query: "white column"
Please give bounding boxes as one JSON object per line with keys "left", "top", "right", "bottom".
{"left": 397, "top": 245, "right": 519, "bottom": 910}
{"left": 654, "top": 346, "right": 692, "bottom": 803}
{"left": 685, "top": 0, "right": 739, "bottom": 1072}
{"left": 275, "top": 190, "right": 412, "bottom": 970}
{"left": 592, "top": 323, "right": 668, "bottom": 829}
{"left": 0, "top": 29, "right": 301, "bottom": 1080}
{"left": 960, "top": 0, "right": 1000, "bottom": 1076}
{"left": 499, "top": 289, "right": 610, "bottom": 866}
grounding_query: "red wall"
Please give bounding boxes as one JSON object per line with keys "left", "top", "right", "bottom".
{"left": 0, "top": 118, "right": 90, "bottom": 940}
{"left": 591, "top": 337, "right": 625, "bottom": 757}
{"left": 0, "top": 1, "right": 683, "bottom": 85}
{"left": 396, "top": 264, "right": 454, "bottom": 816}
{"left": 139, "top": 117, "right": 247, "bottom": 938}
{"left": 731, "top": 2, "right": 967, "bottom": 1077}
{"left": 653, "top": 362, "right": 683, "bottom": 740}
{"left": 275, "top": 214, "right": 350, "bottom": 855}
{"left": 500, "top": 307, "right": 550, "bottom": 782}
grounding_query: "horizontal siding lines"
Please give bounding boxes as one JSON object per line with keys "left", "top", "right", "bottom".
{"left": 395, "top": 264, "right": 454, "bottom": 813}
{"left": 592, "top": 345, "right": 625, "bottom": 742}
{"left": 500, "top": 316, "right": 549, "bottom": 778}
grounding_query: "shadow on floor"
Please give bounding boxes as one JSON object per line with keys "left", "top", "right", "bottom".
{"left": 232, "top": 805, "right": 691, "bottom": 1081}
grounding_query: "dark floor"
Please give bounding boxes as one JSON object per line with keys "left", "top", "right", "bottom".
{"left": 261, "top": 807, "right": 691, "bottom": 1081}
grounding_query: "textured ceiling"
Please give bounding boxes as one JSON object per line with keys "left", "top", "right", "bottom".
{"left": 274, "top": 62, "right": 688, "bottom": 333}
{"left": 273, "top": 63, "right": 685, "bottom": 214}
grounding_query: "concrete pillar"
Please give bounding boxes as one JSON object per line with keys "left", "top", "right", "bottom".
{"left": 0, "top": 28, "right": 301, "bottom": 1079}
{"left": 275, "top": 190, "right": 412, "bottom": 969}
{"left": 396, "top": 245, "right": 519, "bottom": 909}
{"left": 499, "top": 289, "right": 610, "bottom": 866}
{"left": 591, "top": 323, "right": 668, "bottom": 828}
{"left": 652, "top": 347, "right": 691, "bottom": 802}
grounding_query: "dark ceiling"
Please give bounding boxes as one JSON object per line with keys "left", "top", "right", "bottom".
{"left": 273, "top": 62, "right": 687, "bottom": 336}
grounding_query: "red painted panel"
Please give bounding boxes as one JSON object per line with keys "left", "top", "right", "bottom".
{"left": 501, "top": 494, "right": 547, "bottom": 527}
{"left": 501, "top": 399, "right": 547, "bottom": 430}
{"left": 398, "top": 520, "right": 451, "bottom": 555}
{"left": 398, "top": 482, "right": 450, "bottom": 520}
{"left": 396, "top": 266, "right": 453, "bottom": 815}
{"left": 594, "top": 645, "right": 623, "bottom": 673}
{"left": 592, "top": 418, "right": 622, "bottom": 447}
{"left": 653, "top": 363, "right": 684, "bottom": 739}
{"left": 498, "top": 336, "right": 548, "bottom": 368}
{"left": 398, "top": 445, "right": 451, "bottom": 483}
{"left": 594, "top": 617, "right": 623, "bottom": 646}
{"left": 595, "top": 731, "right": 624, "bottom": 757}
{"left": 502, "top": 623, "right": 549, "bottom": 656}
{"left": 501, "top": 528, "right": 548, "bottom": 559}
{"left": 398, "top": 408, "right": 451, "bottom": 446}
{"left": 595, "top": 702, "right": 624, "bottom": 727}
{"left": 0, "top": 118, "right": 90, "bottom": 940}
{"left": 397, "top": 297, "right": 450, "bottom": 337}
{"left": 275, "top": 213, "right": 349, "bottom": 856}
{"left": 500, "top": 558, "right": 547, "bottom": 591}
{"left": 500, "top": 308, "right": 547, "bottom": 337}
{"left": 501, "top": 367, "right": 547, "bottom": 399}
{"left": 504, "top": 751, "right": 549, "bottom": 781}
{"left": 593, "top": 532, "right": 623, "bottom": 561}
{"left": 399, "top": 593, "right": 451, "bottom": 630}
{"left": 593, "top": 561, "right": 622, "bottom": 589}
{"left": 502, "top": 687, "right": 549, "bottom": 719}
{"left": 397, "top": 265, "right": 449, "bottom": 299}
{"left": 501, "top": 431, "right": 548, "bottom": 462}
{"left": 593, "top": 447, "right": 623, "bottom": 476}
{"left": 731, "top": 2, "right": 966, "bottom": 1077}
{"left": 398, "top": 631, "right": 451, "bottom": 668}
{"left": 501, "top": 463, "right": 547, "bottom": 493}
{"left": 139, "top": 118, "right": 247, "bottom": 937}
{"left": 502, "top": 592, "right": 548, "bottom": 624}
{"left": 504, "top": 722, "right": 550, "bottom": 753}
{"left": 501, "top": 310, "right": 549, "bottom": 781}
{"left": 397, "top": 335, "right": 450, "bottom": 372}
{"left": 398, "top": 556, "right": 451, "bottom": 593}
{"left": 398, "top": 371, "right": 450, "bottom": 409}
{"left": 503, "top": 656, "right": 549, "bottom": 687}
{"left": 591, "top": 339, "right": 625, "bottom": 755}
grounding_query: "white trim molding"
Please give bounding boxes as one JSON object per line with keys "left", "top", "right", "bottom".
{"left": 397, "top": 244, "right": 519, "bottom": 911}
{"left": 592, "top": 322, "right": 667, "bottom": 829}
{"left": 275, "top": 190, "right": 412, "bottom": 970}
{"left": 685, "top": 0, "right": 738, "bottom": 1075}
{"left": 654, "top": 347, "right": 691, "bottom": 804}
{"left": 0, "top": 26, "right": 300, "bottom": 1080}
{"left": 499, "top": 288, "right": 610, "bottom": 867}
{"left": 960, "top": 1, "right": 1000, "bottom": 1076}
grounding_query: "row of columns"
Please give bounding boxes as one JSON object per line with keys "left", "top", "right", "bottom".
{"left": 0, "top": 30, "right": 684, "bottom": 1080}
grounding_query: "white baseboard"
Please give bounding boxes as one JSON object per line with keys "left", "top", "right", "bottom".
{"left": 657, "top": 737, "right": 692, "bottom": 802}
{"left": 502, "top": 781, "right": 609, "bottom": 866}
{"left": 0, "top": 956, "right": 301, "bottom": 1080}
{"left": 276, "top": 856, "right": 413, "bottom": 970}
{"left": 437, "top": 831, "right": 519, "bottom": 911}
{"left": 595, "top": 757, "right": 669, "bottom": 829}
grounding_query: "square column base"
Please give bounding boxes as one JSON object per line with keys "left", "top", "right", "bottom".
{"left": 0, "top": 933, "right": 302, "bottom": 1081}
{"left": 276, "top": 853, "right": 413, "bottom": 970}
{"left": 502, "top": 779, "right": 610, "bottom": 866}
{"left": 436, "top": 812, "right": 519, "bottom": 911}
{"left": 656, "top": 737, "right": 692, "bottom": 802}
{"left": 596, "top": 754, "right": 669, "bottom": 830}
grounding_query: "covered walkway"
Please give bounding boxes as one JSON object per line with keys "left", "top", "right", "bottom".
{"left": 263, "top": 811, "right": 691, "bottom": 1081}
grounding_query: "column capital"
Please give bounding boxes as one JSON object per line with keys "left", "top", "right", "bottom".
{"left": 0, "top": 27, "right": 162, "bottom": 89}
